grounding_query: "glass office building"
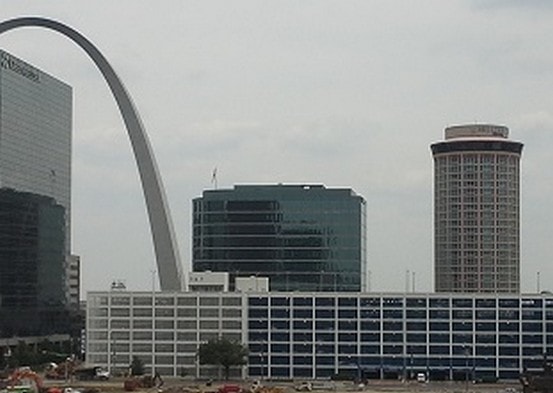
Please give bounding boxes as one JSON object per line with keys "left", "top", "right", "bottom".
{"left": 431, "top": 125, "right": 523, "bottom": 293}
{"left": 87, "top": 290, "right": 553, "bottom": 381}
{"left": 0, "top": 50, "right": 73, "bottom": 336}
{"left": 0, "top": 49, "right": 72, "bottom": 246}
{"left": 0, "top": 189, "right": 69, "bottom": 336}
{"left": 192, "top": 184, "right": 367, "bottom": 291}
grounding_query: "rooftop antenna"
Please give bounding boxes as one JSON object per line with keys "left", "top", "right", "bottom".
{"left": 211, "top": 167, "right": 218, "bottom": 189}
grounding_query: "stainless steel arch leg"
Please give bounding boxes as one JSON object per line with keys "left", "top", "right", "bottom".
{"left": 0, "top": 17, "right": 184, "bottom": 291}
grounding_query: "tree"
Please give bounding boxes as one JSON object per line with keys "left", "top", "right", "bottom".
{"left": 10, "top": 341, "right": 36, "bottom": 367}
{"left": 0, "top": 348, "right": 5, "bottom": 369}
{"left": 130, "top": 356, "right": 145, "bottom": 376}
{"left": 198, "top": 338, "right": 248, "bottom": 380}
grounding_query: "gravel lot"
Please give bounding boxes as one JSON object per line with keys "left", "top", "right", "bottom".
{"left": 42, "top": 378, "right": 521, "bottom": 393}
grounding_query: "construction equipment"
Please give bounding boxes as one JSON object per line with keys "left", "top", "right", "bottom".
{"left": 44, "top": 363, "right": 75, "bottom": 381}
{"left": 217, "top": 385, "right": 242, "bottom": 393}
{"left": 294, "top": 382, "right": 312, "bottom": 392}
{"left": 73, "top": 366, "right": 108, "bottom": 381}
{"left": 5, "top": 368, "right": 44, "bottom": 393}
{"left": 249, "top": 381, "right": 262, "bottom": 393}
{"left": 123, "top": 373, "right": 163, "bottom": 392}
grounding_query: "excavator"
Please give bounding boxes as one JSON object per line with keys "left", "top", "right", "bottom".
{"left": 2, "top": 368, "right": 44, "bottom": 393}
{"left": 0, "top": 368, "right": 72, "bottom": 393}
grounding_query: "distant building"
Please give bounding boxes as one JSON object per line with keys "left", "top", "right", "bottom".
{"left": 192, "top": 184, "right": 367, "bottom": 292}
{"left": 67, "top": 255, "right": 81, "bottom": 308}
{"left": 431, "top": 124, "right": 523, "bottom": 293}
{"left": 235, "top": 276, "right": 269, "bottom": 292}
{"left": 0, "top": 49, "right": 72, "bottom": 336}
{"left": 188, "top": 271, "right": 229, "bottom": 292}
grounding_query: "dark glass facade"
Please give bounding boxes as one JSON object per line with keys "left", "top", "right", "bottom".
{"left": 245, "top": 294, "right": 552, "bottom": 381}
{"left": 0, "top": 188, "right": 69, "bottom": 336}
{"left": 193, "top": 185, "right": 366, "bottom": 291}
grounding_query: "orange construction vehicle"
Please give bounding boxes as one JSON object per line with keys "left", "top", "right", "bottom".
{"left": 6, "top": 368, "right": 44, "bottom": 393}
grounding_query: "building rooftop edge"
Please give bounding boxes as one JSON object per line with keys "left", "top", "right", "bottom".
{"left": 195, "top": 183, "right": 364, "bottom": 199}
{"left": 0, "top": 48, "right": 72, "bottom": 90}
{"left": 87, "top": 290, "right": 549, "bottom": 297}
{"left": 444, "top": 124, "right": 509, "bottom": 140}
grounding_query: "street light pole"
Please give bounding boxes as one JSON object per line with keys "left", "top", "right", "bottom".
{"left": 261, "top": 340, "right": 267, "bottom": 380}
{"left": 111, "top": 338, "right": 117, "bottom": 377}
{"left": 260, "top": 353, "right": 264, "bottom": 381}
{"left": 464, "top": 348, "right": 470, "bottom": 393}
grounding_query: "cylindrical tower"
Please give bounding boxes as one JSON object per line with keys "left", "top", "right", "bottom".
{"left": 431, "top": 124, "right": 523, "bottom": 293}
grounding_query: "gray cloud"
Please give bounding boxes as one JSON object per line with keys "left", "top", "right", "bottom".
{"left": 473, "top": 0, "right": 553, "bottom": 11}
{"left": 1, "top": 1, "right": 552, "bottom": 294}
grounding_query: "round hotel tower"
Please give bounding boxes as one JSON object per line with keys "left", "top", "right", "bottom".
{"left": 431, "top": 125, "right": 523, "bottom": 293}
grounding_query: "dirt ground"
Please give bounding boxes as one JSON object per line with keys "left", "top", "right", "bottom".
{"left": 42, "top": 378, "right": 521, "bottom": 393}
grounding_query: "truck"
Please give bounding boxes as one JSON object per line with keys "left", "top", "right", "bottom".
{"left": 73, "top": 367, "right": 109, "bottom": 381}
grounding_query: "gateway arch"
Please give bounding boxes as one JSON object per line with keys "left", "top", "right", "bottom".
{"left": 0, "top": 17, "right": 184, "bottom": 291}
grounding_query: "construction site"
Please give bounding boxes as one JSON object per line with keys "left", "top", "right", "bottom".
{"left": 0, "top": 365, "right": 525, "bottom": 393}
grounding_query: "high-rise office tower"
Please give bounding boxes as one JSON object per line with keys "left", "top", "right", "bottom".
{"left": 431, "top": 124, "right": 523, "bottom": 293}
{"left": 0, "top": 49, "right": 72, "bottom": 335}
{"left": 0, "top": 50, "right": 72, "bottom": 231}
{"left": 193, "top": 184, "right": 367, "bottom": 291}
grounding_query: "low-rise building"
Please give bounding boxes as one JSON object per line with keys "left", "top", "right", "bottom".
{"left": 86, "top": 291, "right": 553, "bottom": 381}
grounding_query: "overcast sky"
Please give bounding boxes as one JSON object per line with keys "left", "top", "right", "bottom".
{"left": 1, "top": 1, "right": 553, "bottom": 296}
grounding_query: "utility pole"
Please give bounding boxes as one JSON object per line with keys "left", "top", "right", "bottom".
{"left": 151, "top": 269, "right": 156, "bottom": 375}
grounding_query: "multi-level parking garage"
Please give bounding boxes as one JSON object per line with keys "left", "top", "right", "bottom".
{"left": 87, "top": 291, "right": 553, "bottom": 381}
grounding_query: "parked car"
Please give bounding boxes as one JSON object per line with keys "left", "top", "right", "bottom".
{"left": 416, "top": 373, "right": 427, "bottom": 383}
